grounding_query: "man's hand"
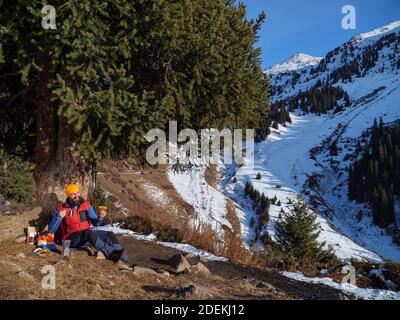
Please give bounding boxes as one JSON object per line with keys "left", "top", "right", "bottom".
{"left": 59, "top": 210, "right": 66, "bottom": 218}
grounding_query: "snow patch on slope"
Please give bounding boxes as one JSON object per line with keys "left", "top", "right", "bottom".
{"left": 282, "top": 272, "right": 400, "bottom": 300}
{"left": 350, "top": 20, "right": 400, "bottom": 45}
{"left": 168, "top": 166, "right": 232, "bottom": 233}
{"left": 142, "top": 182, "right": 180, "bottom": 216}
{"left": 102, "top": 189, "right": 129, "bottom": 216}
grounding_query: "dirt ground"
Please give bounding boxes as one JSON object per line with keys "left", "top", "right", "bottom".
{"left": 0, "top": 232, "right": 345, "bottom": 300}
{"left": 0, "top": 239, "right": 283, "bottom": 300}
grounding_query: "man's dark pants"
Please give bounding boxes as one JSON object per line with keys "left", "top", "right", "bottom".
{"left": 67, "top": 229, "right": 125, "bottom": 261}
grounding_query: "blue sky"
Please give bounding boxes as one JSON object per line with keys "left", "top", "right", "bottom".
{"left": 241, "top": 0, "right": 400, "bottom": 68}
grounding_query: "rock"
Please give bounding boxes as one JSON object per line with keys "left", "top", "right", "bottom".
{"left": 312, "top": 292, "right": 355, "bottom": 300}
{"left": 109, "top": 281, "right": 115, "bottom": 287}
{"left": 255, "top": 281, "right": 277, "bottom": 291}
{"left": 190, "top": 262, "right": 211, "bottom": 275}
{"left": 340, "top": 292, "right": 358, "bottom": 300}
{"left": 156, "top": 268, "right": 171, "bottom": 276}
{"left": 133, "top": 266, "right": 157, "bottom": 276}
{"left": 176, "top": 284, "right": 196, "bottom": 298}
{"left": 16, "top": 271, "right": 35, "bottom": 282}
{"left": 339, "top": 293, "right": 350, "bottom": 300}
{"left": 16, "top": 253, "right": 26, "bottom": 259}
{"left": 185, "top": 253, "right": 201, "bottom": 266}
{"left": 15, "top": 234, "right": 26, "bottom": 243}
{"left": 116, "top": 260, "right": 133, "bottom": 271}
{"left": 245, "top": 277, "right": 277, "bottom": 291}
{"left": 185, "top": 253, "right": 199, "bottom": 260}
{"left": 0, "top": 259, "right": 22, "bottom": 273}
{"left": 166, "top": 253, "right": 191, "bottom": 273}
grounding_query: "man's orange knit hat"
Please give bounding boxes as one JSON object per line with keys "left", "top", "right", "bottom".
{"left": 64, "top": 184, "right": 80, "bottom": 197}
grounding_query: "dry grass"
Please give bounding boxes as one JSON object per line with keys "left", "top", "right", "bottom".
{"left": 181, "top": 220, "right": 224, "bottom": 256}
{"left": 99, "top": 160, "right": 242, "bottom": 260}
{"left": 204, "top": 165, "right": 218, "bottom": 188}
{"left": 0, "top": 241, "right": 287, "bottom": 300}
{"left": 221, "top": 200, "right": 252, "bottom": 263}
{"left": 98, "top": 160, "right": 195, "bottom": 228}
{"left": 0, "top": 207, "right": 42, "bottom": 242}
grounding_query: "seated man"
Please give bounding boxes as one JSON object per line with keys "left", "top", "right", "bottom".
{"left": 48, "top": 183, "right": 130, "bottom": 267}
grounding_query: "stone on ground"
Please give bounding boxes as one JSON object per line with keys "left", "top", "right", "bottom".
{"left": 166, "top": 253, "right": 191, "bottom": 273}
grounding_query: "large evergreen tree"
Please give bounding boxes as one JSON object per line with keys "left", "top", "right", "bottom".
{"left": 0, "top": 0, "right": 269, "bottom": 210}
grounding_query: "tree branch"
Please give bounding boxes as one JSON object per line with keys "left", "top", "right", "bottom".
{"left": 0, "top": 72, "right": 20, "bottom": 80}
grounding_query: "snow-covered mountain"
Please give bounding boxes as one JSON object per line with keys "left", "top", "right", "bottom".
{"left": 266, "top": 53, "right": 322, "bottom": 75}
{"left": 169, "top": 20, "right": 400, "bottom": 264}
{"left": 349, "top": 20, "right": 400, "bottom": 45}
{"left": 227, "top": 20, "right": 400, "bottom": 262}
{"left": 267, "top": 20, "right": 400, "bottom": 103}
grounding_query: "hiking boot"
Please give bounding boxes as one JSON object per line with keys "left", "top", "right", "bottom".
{"left": 110, "top": 249, "right": 125, "bottom": 263}
{"left": 85, "top": 245, "right": 97, "bottom": 257}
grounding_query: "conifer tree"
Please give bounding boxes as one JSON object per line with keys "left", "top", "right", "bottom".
{"left": 348, "top": 118, "right": 399, "bottom": 227}
{"left": 275, "top": 197, "right": 331, "bottom": 261}
{"left": 0, "top": 0, "right": 269, "bottom": 209}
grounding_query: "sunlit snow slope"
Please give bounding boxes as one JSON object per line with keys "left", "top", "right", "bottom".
{"left": 223, "top": 20, "right": 400, "bottom": 262}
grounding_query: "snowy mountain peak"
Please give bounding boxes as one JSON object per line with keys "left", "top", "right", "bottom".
{"left": 287, "top": 53, "right": 321, "bottom": 63}
{"left": 349, "top": 20, "right": 400, "bottom": 44}
{"left": 268, "top": 19, "right": 400, "bottom": 102}
{"left": 266, "top": 53, "right": 322, "bottom": 75}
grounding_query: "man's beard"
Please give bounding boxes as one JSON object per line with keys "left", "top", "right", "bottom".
{"left": 72, "top": 197, "right": 80, "bottom": 204}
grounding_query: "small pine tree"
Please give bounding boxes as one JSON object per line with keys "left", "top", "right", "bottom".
{"left": 249, "top": 217, "right": 255, "bottom": 229}
{"left": 244, "top": 181, "right": 251, "bottom": 195}
{"left": 256, "top": 172, "right": 262, "bottom": 180}
{"left": 275, "top": 197, "right": 333, "bottom": 262}
{"left": 249, "top": 185, "right": 255, "bottom": 200}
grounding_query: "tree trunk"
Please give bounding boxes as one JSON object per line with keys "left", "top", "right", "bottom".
{"left": 34, "top": 83, "right": 92, "bottom": 216}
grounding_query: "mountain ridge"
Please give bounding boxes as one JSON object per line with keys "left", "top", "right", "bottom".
{"left": 266, "top": 53, "right": 322, "bottom": 75}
